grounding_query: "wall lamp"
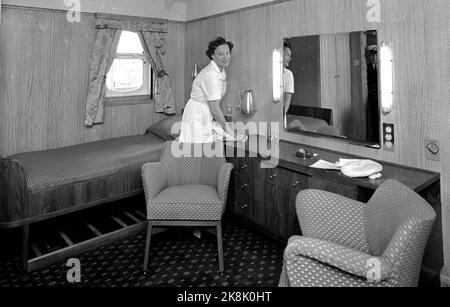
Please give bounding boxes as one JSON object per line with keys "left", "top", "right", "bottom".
{"left": 191, "top": 63, "right": 204, "bottom": 79}
{"left": 272, "top": 48, "right": 283, "bottom": 103}
{"left": 380, "top": 41, "right": 394, "bottom": 114}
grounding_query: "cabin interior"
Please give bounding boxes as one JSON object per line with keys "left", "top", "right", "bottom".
{"left": 0, "top": 0, "right": 449, "bottom": 288}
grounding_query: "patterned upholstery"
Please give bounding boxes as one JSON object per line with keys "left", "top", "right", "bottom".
{"left": 142, "top": 141, "right": 233, "bottom": 221}
{"left": 145, "top": 185, "right": 224, "bottom": 220}
{"left": 296, "top": 190, "right": 369, "bottom": 252}
{"left": 142, "top": 141, "right": 233, "bottom": 273}
{"left": 279, "top": 179, "right": 436, "bottom": 287}
{"left": 8, "top": 135, "right": 164, "bottom": 192}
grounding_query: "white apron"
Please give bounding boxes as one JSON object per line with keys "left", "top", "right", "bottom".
{"left": 179, "top": 99, "right": 215, "bottom": 143}
{"left": 179, "top": 61, "right": 227, "bottom": 143}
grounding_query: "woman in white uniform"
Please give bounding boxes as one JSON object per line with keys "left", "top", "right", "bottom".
{"left": 283, "top": 42, "right": 295, "bottom": 115}
{"left": 179, "top": 37, "right": 233, "bottom": 143}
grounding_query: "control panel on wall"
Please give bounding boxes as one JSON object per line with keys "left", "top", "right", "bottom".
{"left": 383, "top": 123, "right": 395, "bottom": 152}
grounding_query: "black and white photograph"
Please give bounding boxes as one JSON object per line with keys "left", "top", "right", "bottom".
{"left": 0, "top": 0, "right": 448, "bottom": 295}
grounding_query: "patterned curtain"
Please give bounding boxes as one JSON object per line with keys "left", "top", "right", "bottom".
{"left": 139, "top": 32, "right": 176, "bottom": 115}
{"left": 84, "top": 17, "right": 175, "bottom": 127}
{"left": 84, "top": 28, "right": 121, "bottom": 127}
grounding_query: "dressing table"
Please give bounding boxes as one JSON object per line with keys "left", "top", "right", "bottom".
{"left": 225, "top": 135, "right": 442, "bottom": 285}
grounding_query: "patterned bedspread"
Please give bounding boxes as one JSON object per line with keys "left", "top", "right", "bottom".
{"left": 7, "top": 134, "right": 165, "bottom": 192}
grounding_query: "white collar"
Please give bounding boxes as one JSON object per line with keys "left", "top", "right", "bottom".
{"left": 210, "top": 60, "right": 226, "bottom": 80}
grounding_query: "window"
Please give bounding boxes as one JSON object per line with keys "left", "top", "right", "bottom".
{"left": 106, "top": 31, "right": 154, "bottom": 105}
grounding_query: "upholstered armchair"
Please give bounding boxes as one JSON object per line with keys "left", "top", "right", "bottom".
{"left": 142, "top": 141, "right": 233, "bottom": 273}
{"left": 279, "top": 179, "right": 436, "bottom": 287}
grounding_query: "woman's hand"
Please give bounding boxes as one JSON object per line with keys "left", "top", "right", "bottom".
{"left": 208, "top": 100, "right": 228, "bottom": 132}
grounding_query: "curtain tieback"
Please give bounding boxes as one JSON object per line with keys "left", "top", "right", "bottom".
{"left": 156, "top": 70, "right": 167, "bottom": 78}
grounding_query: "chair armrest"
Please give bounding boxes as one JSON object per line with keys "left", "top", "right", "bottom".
{"left": 217, "top": 163, "right": 233, "bottom": 202}
{"left": 296, "top": 189, "right": 369, "bottom": 251}
{"left": 285, "top": 236, "right": 394, "bottom": 282}
{"left": 141, "top": 162, "right": 168, "bottom": 199}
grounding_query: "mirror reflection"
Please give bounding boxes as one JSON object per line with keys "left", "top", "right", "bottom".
{"left": 283, "top": 30, "right": 380, "bottom": 147}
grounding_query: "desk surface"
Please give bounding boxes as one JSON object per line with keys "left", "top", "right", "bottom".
{"left": 227, "top": 135, "right": 440, "bottom": 193}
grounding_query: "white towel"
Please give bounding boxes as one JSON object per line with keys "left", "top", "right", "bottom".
{"left": 337, "top": 159, "right": 383, "bottom": 178}
{"left": 310, "top": 158, "right": 383, "bottom": 180}
{"left": 211, "top": 122, "right": 248, "bottom": 142}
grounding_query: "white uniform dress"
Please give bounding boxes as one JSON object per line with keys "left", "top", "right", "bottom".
{"left": 283, "top": 67, "right": 295, "bottom": 127}
{"left": 179, "top": 61, "right": 226, "bottom": 143}
{"left": 284, "top": 67, "right": 295, "bottom": 94}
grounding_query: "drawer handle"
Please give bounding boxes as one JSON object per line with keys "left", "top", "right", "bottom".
{"left": 241, "top": 164, "right": 248, "bottom": 170}
{"left": 292, "top": 180, "right": 300, "bottom": 188}
{"left": 241, "top": 183, "right": 248, "bottom": 190}
{"left": 270, "top": 173, "right": 277, "bottom": 180}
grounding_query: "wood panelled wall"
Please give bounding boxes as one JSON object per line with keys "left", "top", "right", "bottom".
{"left": 319, "top": 33, "right": 352, "bottom": 136}
{"left": 185, "top": 0, "right": 450, "bottom": 281}
{"left": 0, "top": 6, "right": 185, "bottom": 157}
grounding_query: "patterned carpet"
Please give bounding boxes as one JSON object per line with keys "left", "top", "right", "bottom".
{"left": 0, "top": 220, "right": 284, "bottom": 287}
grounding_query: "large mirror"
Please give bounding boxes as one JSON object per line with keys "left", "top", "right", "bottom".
{"left": 283, "top": 30, "right": 380, "bottom": 147}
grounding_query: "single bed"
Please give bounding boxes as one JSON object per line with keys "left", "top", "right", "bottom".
{"left": 0, "top": 114, "right": 182, "bottom": 271}
{"left": 286, "top": 105, "right": 342, "bottom": 137}
{"left": 7, "top": 134, "right": 165, "bottom": 193}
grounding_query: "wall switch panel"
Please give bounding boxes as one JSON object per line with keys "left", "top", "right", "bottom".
{"left": 383, "top": 123, "right": 395, "bottom": 152}
{"left": 425, "top": 139, "right": 440, "bottom": 161}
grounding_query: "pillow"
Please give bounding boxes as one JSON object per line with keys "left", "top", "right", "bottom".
{"left": 287, "top": 119, "right": 308, "bottom": 131}
{"left": 145, "top": 115, "right": 183, "bottom": 141}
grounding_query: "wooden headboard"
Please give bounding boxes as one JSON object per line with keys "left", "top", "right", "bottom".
{"left": 287, "top": 105, "right": 333, "bottom": 126}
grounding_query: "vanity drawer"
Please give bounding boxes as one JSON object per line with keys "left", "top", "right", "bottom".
{"left": 231, "top": 157, "right": 256, "bottom": 219}
{"left": 235, "top": 157, "right": 258, "bottom": 182}
{"left": 235, "top": 178, "right": 253, "bottom": 206}
{"left": 263, "top": 169, "right": 309, "bottom": 239}
{"left": 262, "top": 166, "right": 310, "bottom": 189}
{"left": 262, "top": 167, "right": 289, "bottom": 186}
{"left": 310, "top": 176, "right": 358, "bottom": 199}
{"left": 235, "top": 196, "right": 252, "bottom": 219}
{"left": 289, "top": 172, "right": 310, "bottom": 194}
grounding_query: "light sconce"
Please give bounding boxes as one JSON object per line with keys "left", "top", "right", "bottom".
{"left": 272, "top": 48, "right": 283, "bottom": 103}
{"left": 380, "top": 41, "right": 394, "bottom": 114}
{"left": 238, "top": 90, "right": 256, "bottom": 115}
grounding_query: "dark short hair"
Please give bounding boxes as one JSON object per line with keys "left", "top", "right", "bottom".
{"left": 284, "top": 41, "right": 291, "bottom": 50}
{"left": 206, "top": 37, "right": 234, "bottom": 60}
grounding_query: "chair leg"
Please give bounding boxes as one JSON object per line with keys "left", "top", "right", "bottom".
{"left": 216, "top": 221, "right": 224, "bottom": 274}
{"left": 143, "top": 221, "right": 153, "bottom": 273}
{"left": 22, "top": 224, "right": 30, "bottom": 273}
{"left": 278, "top": 264, "right": 291, "bottom": 287}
